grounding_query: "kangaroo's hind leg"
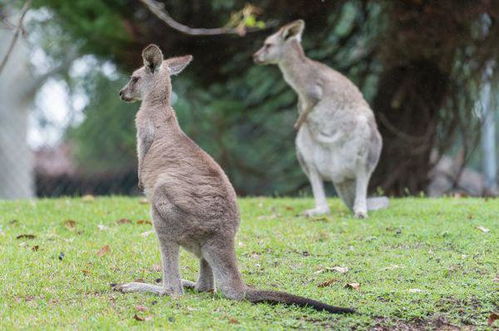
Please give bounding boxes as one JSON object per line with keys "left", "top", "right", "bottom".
{"left": 201, "top": 238, "right": 246, "bottom": 300}
{"left": 182, "top": 258, "right": 215, "bottom": 292}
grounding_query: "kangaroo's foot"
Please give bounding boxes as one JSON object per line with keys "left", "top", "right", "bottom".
{"left": 303, "top": 206, "right": 330, "bottom": 217}
{"left": 111, "top": 282, "right": 172, "bottom": 296}
{"left": 354, "top": 209, "right": 368, "bottom": 219}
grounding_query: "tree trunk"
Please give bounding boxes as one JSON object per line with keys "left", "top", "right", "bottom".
{"left": 371, "top": 60, "right": 449, "bottom": 195}
{"left": 0, "top": 29, "right": 35, "bottom": 199}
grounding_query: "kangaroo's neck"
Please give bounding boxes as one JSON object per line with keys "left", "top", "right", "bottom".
{"left": 278, "top": 40, "right": 311, "bottom": 92}
{"left": 139, "top": 80, "right": 178, "bottom": 130}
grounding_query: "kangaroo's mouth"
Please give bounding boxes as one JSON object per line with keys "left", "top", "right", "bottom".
{"left": 120, "top": 96, "right": 136, "bottom": 103}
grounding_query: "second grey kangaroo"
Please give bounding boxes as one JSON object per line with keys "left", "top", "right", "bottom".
{"left": 253, "top": 20, "right": 388, "bottom": 218}
{"left": 113, "top": 44, "right": 354, "bottom": 314}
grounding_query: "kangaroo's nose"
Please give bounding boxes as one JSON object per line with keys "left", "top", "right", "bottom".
{"left": 119, "top": 90, "right": 124, "bottom": 97}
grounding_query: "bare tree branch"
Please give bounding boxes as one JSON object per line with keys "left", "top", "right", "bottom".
{"left": 0, "top": 0, "right": 31, "bottom": 76}
{"left": 138, "top": 0, "right": 273, "bottom": 36}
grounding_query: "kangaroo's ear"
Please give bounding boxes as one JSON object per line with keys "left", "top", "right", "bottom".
{"left": 165, "top": 55, "right": 193, "bottom": 75}
{"left": 281, "top": 19, "right": 305, "bottom": 41}
{"left": 142, "top": 44, "right": 164, "bottom": 73}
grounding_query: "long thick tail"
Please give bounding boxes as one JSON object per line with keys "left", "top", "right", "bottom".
{"left": 367, "top": 196, "right": 389, "bottom": 211}
{"left": 245, "top": 289, "right": 355, "bottom": 314}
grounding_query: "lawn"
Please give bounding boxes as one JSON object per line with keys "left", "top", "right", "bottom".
{"left": 0, "top": 197, "right": 497, "bottom": 329}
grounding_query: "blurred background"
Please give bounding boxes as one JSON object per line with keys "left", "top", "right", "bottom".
{"left": 1, "top": 0, "right": 499, "bottom": 199}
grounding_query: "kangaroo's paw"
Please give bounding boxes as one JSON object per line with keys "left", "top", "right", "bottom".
{"left": 303, "top": 206, "right": 330, "bottom": 217}
{"left": 111, "top": 282, "right": 169, "bottom": 296}
{"left": 181, "top": 279, "right": 196, "bottom": 289}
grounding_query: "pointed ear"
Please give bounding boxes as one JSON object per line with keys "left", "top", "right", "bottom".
{"left": 281, "top": 19, "right": 305, "bottom": 41}
{"left": 142, "top": 44, "right": 164, "bottom": 73}
{"left": 165, "top": 55, "right": 193, "bottom": 75}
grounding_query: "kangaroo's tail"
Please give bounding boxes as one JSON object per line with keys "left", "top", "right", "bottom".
{"left": 245, "top": 288, "right": 355, "bottom": 314}
{"left": 367, "top": 196, "right": 389, "bottom": 211}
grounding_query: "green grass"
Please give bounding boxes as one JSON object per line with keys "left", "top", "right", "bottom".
{"left": 0, "top": 197, "right": 497, "bottom": 330}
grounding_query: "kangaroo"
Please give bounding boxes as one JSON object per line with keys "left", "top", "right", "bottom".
{"left": 113, "top": 44, "right": 355, "bottom": 314}
{"left": 253, "top": 20, "right": 388, "bottom": 218}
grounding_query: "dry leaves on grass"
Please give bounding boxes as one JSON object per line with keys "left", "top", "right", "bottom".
{"left": 96, "top": 245, "right": 110, "bottom": 257}
{"left": 31, "top": 245, "right": 39, "bottom": 251}
{"left": 151, "top": 264, "right": 162, "bottom": 272}
{"left": 318, "top": 278, "right": 339, "bottom": 288}
{"left": 116, "top": 218, "right": 132, "bottom": 224}
{"left": 139, "top": 198, "right": 149, "bottom": 204}
{"left": 16, "top": 234, "right": 36, "bottom": 239}
{"left": 135, "top": 305, "right": 148, "bottom": 312}
{"left": 488, "top": 312, "right": 499, "bottom": 326}
{"left": 344, "top": 282, "right": 360, "bottom": 290}
{"left": 408, "top": 288, "right": 424, "bottom": 293}
{"left": 137, "top": 220, "right": 152, "bottom": 225}
{"left": 228, "top": 318, "right": 239, "bottom": 324}
{"left": 476, "top": 226, "right": 490, "bottom": 233}
{"left": 63, "top": 219, "right": 77, "bottom": 230}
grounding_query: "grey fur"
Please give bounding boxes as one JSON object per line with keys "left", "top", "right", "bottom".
{"left": 114, "top": 44, "right": 354, "bottom": 314}
{"left": 253, "top": 20, "right": 389, "bottom": 218}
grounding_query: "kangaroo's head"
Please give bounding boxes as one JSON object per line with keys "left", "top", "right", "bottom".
{"left": 253, "top": 20, "right": 305, "bottom": 65}
{"left": 119, "top": 44, "right": 192, "bottom": 103}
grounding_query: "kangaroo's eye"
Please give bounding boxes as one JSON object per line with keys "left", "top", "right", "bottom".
{"left": 264, "top": 44, "right": 272, "bottom": 49}
{"left": 131, "top": 77, "right": 139, "bottom": 83}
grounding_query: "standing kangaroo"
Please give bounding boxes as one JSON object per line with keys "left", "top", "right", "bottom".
{"left": 114, "top": 44, "right": 354, "bottom": 314}
{"left": 253, "top": 20, "right": 388, "bottom": 218}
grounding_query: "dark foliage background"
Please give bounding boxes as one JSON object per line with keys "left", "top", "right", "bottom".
{"left": 27, "top": 0, "right": 499, "bottom": 196}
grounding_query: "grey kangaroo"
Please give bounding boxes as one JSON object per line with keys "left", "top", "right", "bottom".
{"left": 254, "top": 20, "right": 388, "bottom": 218}
{"left": 114, "top": 44, "right": 354, "bottom": 314}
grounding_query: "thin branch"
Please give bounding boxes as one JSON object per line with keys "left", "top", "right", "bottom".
{"left": 138, "top": 0, "right": 273, "bottom": 36}
{"left": 0, "top": 0, "right": 31, "bottom": 76}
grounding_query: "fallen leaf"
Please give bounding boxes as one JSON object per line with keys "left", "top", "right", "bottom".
{"left": 152, "top": 264, "right": 162, "bottom": 272}
{"left": 97, "top": 224, "right": 109, "bottom": 231}
{"left": 331, "top": 266, "right": 349, "bottom": 274}
{"left": 137, "top": 220, "right": 152, "bottom": 225}
{"left": 408, "top": 288, "right": 424, "bottom": 293}
{"left": 228, "top": 318, "right": 239, "bottom": 324}
{"left": 488, "top": 312, "right": 499, "bottom": 326}
{"left": 345, "top": 282, "right": 360, "bottom": 290}
{"left": 318, "top": 278, "right": 338, "bottom": 288}
{"left": 493, "top": 275, "right": 499, "bottom": 283}
{"left": 476, "top": 226, "right": 490, "bottom": 233}
{"left": 82, "top": 194, "right": 95, "bottom": 202}
{"left": 284, "top": 206, "right": 294, "bottom": 211}
{"left": 117, "top": 218, "right": 132, "bottom": 224}
{"left": 82, "top": 270, "right": 91, "bottom": 275}
{"left": 135, "top": 305, "right": 148, "bottom": 312}
{"left": 133, "top": 314, "right": 145, "bottom": 321}
{"left": 141, "top": 230, "right": 154, "bottom": 237}
{"left": 63, "top": 219, "right": 77, "bottom": 230}
{"left": 134, "top": 278, "right": 145, "bottom": 283}
{"left": 139, "top": 198, "right": 148, "bottom": 204}
{"left": 97, "top": 245, "right": 110, "bottom": 257}
{"left": 16, "top": 234, "right": 36, "bottom": 239}
{"left": 31, "top": 245, "right": 39, "bottom": 251}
